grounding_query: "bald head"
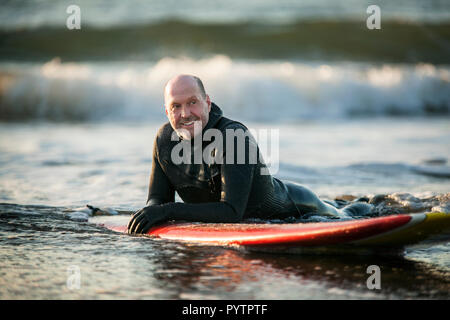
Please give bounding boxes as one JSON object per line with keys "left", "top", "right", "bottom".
{"left": 164, "top": 75, "right": 206, "bottom": 103}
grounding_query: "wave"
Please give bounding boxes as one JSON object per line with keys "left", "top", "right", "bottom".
{"left": 1, "top": 19, "right": 450, "bottom": 64}
{"left": 0, "top": 56, "right": 449, "bottom": 122}
{"left": 347, "top": 162, "right": 450, "bottom": 179}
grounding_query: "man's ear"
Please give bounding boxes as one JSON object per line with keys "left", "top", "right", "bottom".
{"left": 206, "top": 95, "right": 211, "bottom": 112}
{"left": 165, "top": 105, "right": 168, "bottom": 116}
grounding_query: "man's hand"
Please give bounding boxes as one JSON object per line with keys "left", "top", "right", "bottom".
{"left": 127, "top": 205, "right": 169, "bottom": 234}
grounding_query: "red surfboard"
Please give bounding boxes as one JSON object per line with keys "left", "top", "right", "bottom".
{"left": 95, "top": 211, "right": 450, "bottom": 254}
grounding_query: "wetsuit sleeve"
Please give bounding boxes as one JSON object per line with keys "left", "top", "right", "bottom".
{"left": 146, "top": 137, "right": 175, "bottom": 206}
{"left": 161, "top": 126, "right": 256, "bottom": 223}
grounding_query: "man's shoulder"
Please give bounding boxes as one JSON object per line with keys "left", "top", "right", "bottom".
{"left": 215, "top": 116, "right": 248, "bottom": 132}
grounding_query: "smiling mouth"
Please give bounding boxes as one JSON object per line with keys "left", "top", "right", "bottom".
{"left": 179, "top": 119, "right": 199, "bottom": 127}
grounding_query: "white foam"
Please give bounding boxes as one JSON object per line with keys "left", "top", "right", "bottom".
{"left": 1, "top": 57, "right": 449, "bottom": 122}
{"left": 432, "top": 204, "right": 450, "bottom": 213}
{"left": 67, "top": 211, "right": 90, "bottom": 222}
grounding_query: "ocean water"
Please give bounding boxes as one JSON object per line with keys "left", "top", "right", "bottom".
{"left": 0, "top": 0, "right": 449, "bottom": 300}
{"left": 1, "top": 119, "right": 449, "bottom": 207}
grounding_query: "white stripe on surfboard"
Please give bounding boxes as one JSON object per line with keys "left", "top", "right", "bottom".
{"left": 350, "top": 213, "right": 426, "bottom": 245}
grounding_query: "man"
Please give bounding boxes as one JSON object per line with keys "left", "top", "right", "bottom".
{"left": 127, "top": 75, "right": 371, "bottom": 234}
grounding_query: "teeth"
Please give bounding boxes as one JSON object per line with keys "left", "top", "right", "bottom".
{"left": 182, "top": 121, "right": 194, "bottom": 126}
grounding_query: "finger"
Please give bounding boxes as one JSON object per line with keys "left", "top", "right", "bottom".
{"left": 139, "top": 211, "right": 169, "bottom": 234}
{"left": 134, "top": 218, "right": 147, "bottom": 234}
{"left": 129, "top": 218, "right": 144, "bottom": 234}
{"left": 127, "top": 209, "right": 143, "bottom": 229}
{"left": 127, "top": 214, "right": 138, "bottom": 233}
{"left": 127, "top": 217, "right": 134, "bottom": 231}
{"left": 132, "top": 208, "right": 142, "bottom": 217}
{"left": 128, "top": 212, "right": 145, "bottom": 234}
{"left": 135, "top": 220, "right": 153, "bottom": 234}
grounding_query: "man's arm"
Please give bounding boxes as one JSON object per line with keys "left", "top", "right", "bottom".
{"left": 146, "top": 136, "right": 175, "bottom": 206}
{"left": 129, "top": 162, "right": 255, "bottom": 234}
{"left": 165, "top": 158, "right": 255, "bottom": 223}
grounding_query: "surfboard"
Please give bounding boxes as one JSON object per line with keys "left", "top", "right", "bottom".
{"left": 94, "top": 212, "right": 450, "bottom": 254}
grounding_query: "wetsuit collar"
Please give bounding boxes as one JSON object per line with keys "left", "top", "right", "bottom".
{"left": 203, "top": 102, "right": 223, "bottom": 132}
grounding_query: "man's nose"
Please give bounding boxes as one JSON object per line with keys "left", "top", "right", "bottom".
{"left": 180, "top": 105, "right": 190, "bottom": 118}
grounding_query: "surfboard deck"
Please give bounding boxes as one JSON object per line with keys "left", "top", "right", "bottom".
{"left": 94, "top": 212, "right": 450, "bottom": 254}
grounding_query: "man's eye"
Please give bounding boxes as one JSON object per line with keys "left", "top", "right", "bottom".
{"left": 172, "top": 105, "right": 180, "bottom": 109}
{"left": 190, "top": 100, "right": 196, "bottom": 105}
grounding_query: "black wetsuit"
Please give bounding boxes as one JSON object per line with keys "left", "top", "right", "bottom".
{"left": 146, "top": 103, "right": 301, "bottom": 223}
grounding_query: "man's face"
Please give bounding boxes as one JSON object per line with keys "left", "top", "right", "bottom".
{"left": 165, "top": 78, "right": 211, "bottom": 140}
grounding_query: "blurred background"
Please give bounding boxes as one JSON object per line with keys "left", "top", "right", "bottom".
{"left": 0, "top": 0, "right": 449, "bottom": 208}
